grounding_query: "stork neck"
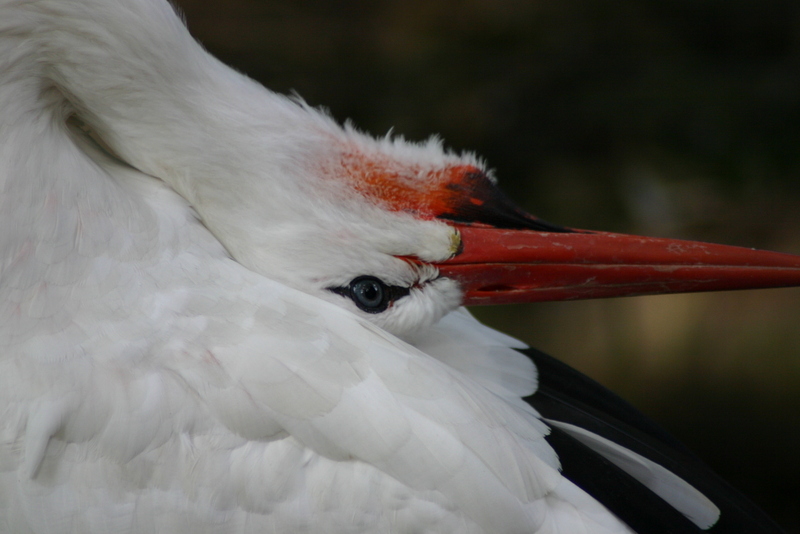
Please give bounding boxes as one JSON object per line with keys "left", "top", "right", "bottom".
{"left": 1, "top": 0, "right": 319, "bottom": 209}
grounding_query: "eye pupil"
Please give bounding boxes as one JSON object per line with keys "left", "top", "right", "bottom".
{"left": 358, "top": 281, "right": 380, "bottom": 303}
{"left": 351, "top": 277, "right": 387, "bottom": 312}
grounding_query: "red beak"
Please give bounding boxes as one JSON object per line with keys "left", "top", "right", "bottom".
{"left": 377, "top": 165, "right": 800, "bottom": 305}
{"left": 437, "top": 225, "right": 800, "bottom": 306}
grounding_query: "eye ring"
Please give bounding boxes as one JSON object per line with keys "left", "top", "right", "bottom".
{"left": 327, "top": 276, "right": 411, "bottom": 314}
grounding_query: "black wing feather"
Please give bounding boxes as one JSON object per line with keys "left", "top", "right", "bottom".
{"left": 545, "top": 425, "right": 703, "bottom": 533}
{"left": 521, "top": 347, "right": 785, "bottom": 534}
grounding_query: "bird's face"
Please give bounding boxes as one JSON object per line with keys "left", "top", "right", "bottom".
{"left": 183, "top": 112, "right": 800, "bottom": 338}
{"left": 205, "top": 133, "right": 486, "bottom": 336}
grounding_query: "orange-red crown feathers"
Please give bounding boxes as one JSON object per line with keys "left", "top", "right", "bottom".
{"left": 339, "top": 150, "right": 568, "bottom": 231}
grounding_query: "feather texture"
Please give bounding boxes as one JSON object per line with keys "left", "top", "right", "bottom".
{"left": 0, "top": 4, "right": 635, "bottom": 530}
{"left": 0, "top": 0, "right": 780, "bottom": 532}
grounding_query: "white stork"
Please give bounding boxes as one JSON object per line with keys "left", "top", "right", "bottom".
{"left": 0, "top": 0, "right": 797, "bottom": 532}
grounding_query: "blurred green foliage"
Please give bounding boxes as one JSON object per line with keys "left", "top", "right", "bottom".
{"left": 178, "top": 1, "right": 800, "bottom": 530}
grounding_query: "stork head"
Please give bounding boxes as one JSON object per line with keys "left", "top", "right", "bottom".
{"left": 47, "top": 0, "right": 798, "bottom": 338}
{"left": 166, "top": 100, "right": 800, "bottom": 338}
{"left": 179, "top": 117, "right": 499, "bottom": 336}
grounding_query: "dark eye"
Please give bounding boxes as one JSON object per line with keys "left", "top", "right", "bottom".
{"left": 350, "top": 276, "right": 388, "bottom": 313}
{"left": 327, "top": 276, "right": 411, "bottom": 314}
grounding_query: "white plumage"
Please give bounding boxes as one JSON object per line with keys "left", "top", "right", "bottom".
{"left": 0, "top": 1, "right": 792, "bottom": 533}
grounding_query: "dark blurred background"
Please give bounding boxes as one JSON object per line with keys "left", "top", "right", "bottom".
{"left": 175, "top": 1, "right": 800, "bottom": 530}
